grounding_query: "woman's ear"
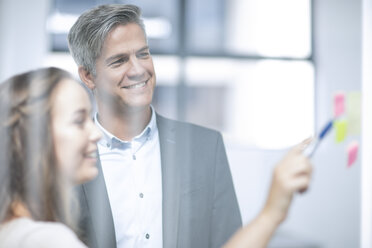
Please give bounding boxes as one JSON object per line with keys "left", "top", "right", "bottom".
{"left": 78, "top": 66, "right": 95, "bottom": 90}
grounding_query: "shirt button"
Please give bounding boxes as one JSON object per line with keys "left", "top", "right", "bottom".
{"left": 145, "top": 233, "right": 150, "bottom": 239}
{"left": 139, "top": 193, "right": 144, "bottom": 198}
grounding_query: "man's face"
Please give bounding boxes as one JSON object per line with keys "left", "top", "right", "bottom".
{"left": 93, "top": 23, "right": 156, "bottom": 112}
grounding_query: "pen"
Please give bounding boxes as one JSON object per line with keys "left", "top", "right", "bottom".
{"left": 303, "top": 119, "right": 334, "bottom": 157}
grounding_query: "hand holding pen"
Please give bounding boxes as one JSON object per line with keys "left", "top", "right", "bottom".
{"left": 303, "top": 119, "right": 334, "bottom": 157}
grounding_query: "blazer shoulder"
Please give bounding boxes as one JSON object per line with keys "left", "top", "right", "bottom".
{"left": 156, "top": 113, "right": 221, "bottom": 138}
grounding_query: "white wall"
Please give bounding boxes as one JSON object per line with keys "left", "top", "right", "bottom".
{"left": 0, "top": 0, "right": 50, "bottom": 82}
{"left": 309, "top": 0, "right": 361, "bottom": 247}
{"left": 361, "top": 0, "right": 372, "bottom": 247}
{"left": 228, "top": 0, "right": 362, "bottom": 247}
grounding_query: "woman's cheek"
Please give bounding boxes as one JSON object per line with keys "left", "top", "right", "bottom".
{"left": 59, "top": 131, "right": 82, "bottom": 181}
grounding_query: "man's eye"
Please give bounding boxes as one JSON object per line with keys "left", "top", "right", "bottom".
{"left": 112, "top": 58, "right": 125, "bottom": 65}
{"left": 138, "top": 52, "right": 150, "bottom": 58}
{"left": 110, "top": 58, "right": 128, "bottom": 67}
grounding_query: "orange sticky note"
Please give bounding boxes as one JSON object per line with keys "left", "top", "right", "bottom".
{"left": 334, "top": 120, "right": 347, "bottom": 143}
{"left": 347, "top": 141, "right": 358, "bottom": 167}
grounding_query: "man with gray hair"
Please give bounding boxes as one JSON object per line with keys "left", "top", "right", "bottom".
{"left": 68, "top": 4, "right": 241, "bottom": 248}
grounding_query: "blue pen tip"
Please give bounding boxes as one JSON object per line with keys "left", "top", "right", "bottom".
{"left": 319, "top": 120, "right": 333, "bottom": 139}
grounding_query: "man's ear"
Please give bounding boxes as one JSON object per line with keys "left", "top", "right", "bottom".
{"left": 78, "top": 66, "right": 95, "bottom": 90}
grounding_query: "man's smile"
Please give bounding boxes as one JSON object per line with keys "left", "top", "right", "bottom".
{"left": 121, "top": 79, "right": 149, "bottom": 89}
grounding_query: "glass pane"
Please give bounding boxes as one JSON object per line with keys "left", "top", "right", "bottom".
{"left": 48, "top": 0, "right": 311, "bottom": 58}
{"left": 187, "top": 0, "right": 311, "bottom": 58}
{"left": 48, "top": 0, "right": 179, "bottom": 53}
{"left": 185, "top": 0, "right": 226, "bottom": 54}
{"left": 183, "top": 58, "right": 314, "bottom": 149}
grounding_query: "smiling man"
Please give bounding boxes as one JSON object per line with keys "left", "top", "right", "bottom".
{"left": 68, "top": 4, "right": 241, "bottom": 248}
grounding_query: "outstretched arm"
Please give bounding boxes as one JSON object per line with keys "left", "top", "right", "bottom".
{"left": 223, "top": 139, "right": 313, "bottom": 248}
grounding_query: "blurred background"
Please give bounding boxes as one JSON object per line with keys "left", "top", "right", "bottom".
{"left": 0, "top": 0, "right": 368, "bottom": 247}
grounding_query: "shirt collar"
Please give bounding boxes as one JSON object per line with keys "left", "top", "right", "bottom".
{"left": 95, "top": 106, "right": 157, "bottom": 149}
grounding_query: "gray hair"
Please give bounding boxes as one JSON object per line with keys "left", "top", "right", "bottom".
{"left": 67, "top": 4, "right": 146, "bottom": 76}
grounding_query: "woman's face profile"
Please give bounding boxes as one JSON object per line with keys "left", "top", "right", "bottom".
{"left": 51, "top": 79, "right": 102, "bottom": 184}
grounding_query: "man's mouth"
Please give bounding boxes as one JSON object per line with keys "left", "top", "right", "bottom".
{"left": 121, "top": 79, "right": 149, "bottom": 89}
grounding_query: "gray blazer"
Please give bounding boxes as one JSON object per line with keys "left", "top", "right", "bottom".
{"left": 77, "top": 114, "right": 242, "bottom": 248}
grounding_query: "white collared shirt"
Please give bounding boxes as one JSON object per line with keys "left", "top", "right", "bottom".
{"left": 95, "top": 108, "right": 162, "bottom": 248}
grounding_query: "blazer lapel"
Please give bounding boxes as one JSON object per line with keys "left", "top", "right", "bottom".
{"left": 83, "top": 155, "right": 117, "bottom": 248}
{"left": 157, "top": 114, "right": 181, "bottom": 248}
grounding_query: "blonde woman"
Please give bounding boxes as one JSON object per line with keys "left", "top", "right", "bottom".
{"left": 0, "top": 67, "right": 101, "bottom": 247}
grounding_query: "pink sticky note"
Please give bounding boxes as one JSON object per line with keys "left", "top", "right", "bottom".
{"left": 347, "top": 141, "right": 359, "bottom": 167}
{"left": 334, "top": 92, "right": 345, "bottom": 118}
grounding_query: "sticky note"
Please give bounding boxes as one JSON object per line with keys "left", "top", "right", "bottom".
{"left": 347, "top": 141, "right": 359, "bottom": 167}
{"left": 346, "top": 92, "right": 361, "bottom": 135}
{"left": 334, "top": 92, "right": 345, "bottom": 118}
{"left": 334, "top": 120, "right": 347, "bottom": 143}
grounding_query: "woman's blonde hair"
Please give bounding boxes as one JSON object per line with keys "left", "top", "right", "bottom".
{"left": 0, "top": 67, "right": 77, "bottom": 229}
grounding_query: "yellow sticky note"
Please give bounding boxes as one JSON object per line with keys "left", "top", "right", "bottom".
{"left": 334, "top": 120, "right": 347, "bottom": 143}
{"left": 346, "top": 91, "right": 361, "bottom": 135}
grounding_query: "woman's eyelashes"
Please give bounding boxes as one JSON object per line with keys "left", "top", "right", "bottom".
{"left": 72, "top": 110, "right": 88, "bottom": 128}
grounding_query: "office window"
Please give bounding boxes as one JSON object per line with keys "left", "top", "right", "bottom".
{"left": 45, "top": 0, "right": 313, "bottom": 149}
{"left": 186, "top": 0, "right": 311, "bottom": 58}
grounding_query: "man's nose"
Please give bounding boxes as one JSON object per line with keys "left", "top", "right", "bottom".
{"left": 127, "top": 57, "right": 146, "bottom": 79}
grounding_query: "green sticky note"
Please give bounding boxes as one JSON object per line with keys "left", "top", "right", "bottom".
{"left": 334, "top": 120, "right": 347, "bottom": 143}
{"left": 346, "top": 91, "right": 361, "bottom": 135}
